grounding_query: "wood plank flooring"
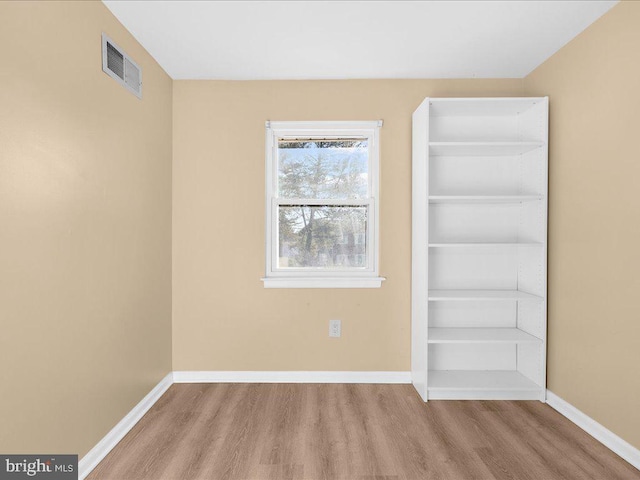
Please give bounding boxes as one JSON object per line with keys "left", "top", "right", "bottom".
{"left": 87, "top": 384, "right": 640, "bottom": 480}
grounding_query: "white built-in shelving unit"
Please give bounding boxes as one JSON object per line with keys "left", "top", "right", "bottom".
{"left": 411, "top": 97, "right": 548, "bottom": 401}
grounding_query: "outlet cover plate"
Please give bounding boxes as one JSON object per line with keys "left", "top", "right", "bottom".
{"left": 329, "top": 320, "right": 341, "bottom": 338}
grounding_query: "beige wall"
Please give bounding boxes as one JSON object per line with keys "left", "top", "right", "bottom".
{"left": 525, "top": 1, "right": 640, "bottom": 449}
{"left": 0, "top": 1, "right": 173, "bottom": 456}
{"left": 172, "top": 80, "right": 522, "bottom": 372}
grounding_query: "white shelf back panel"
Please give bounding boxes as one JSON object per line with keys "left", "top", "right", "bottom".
{"left": 429, "top": 156, "right": 521, "bottom": 194}
{"left": 429, "top": 204, "right": 520, "bottom": 243}
{"left": 430, "top": 153, "right": 545, "bottom": 196}
{"left": 430, "top": 116, "right": 522, "bottom": 142}
{"left": 428, "top": 98, "right": 542, "bottom": 117}
{"left": 429, "top": 302, "right": 516, "bottom": 328}
{"left": 428, "top": 344, "right": 516, "bottom": 371}
{"left": 429, "top": 249, "right": 518, "bottom": 290}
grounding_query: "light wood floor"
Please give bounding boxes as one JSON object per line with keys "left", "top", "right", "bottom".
{"left": 88, "top": 384, "right": 639, "bottom": 480}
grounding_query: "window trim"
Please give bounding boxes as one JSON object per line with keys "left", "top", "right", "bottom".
{"left": 262, "top": 120, "right": 385, "bottom": 288}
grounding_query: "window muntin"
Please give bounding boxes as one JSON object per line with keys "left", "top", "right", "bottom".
{"left": 264, "top": 121, "right": 382, "bottom": 287}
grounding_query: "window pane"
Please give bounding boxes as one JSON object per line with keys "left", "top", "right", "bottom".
{"left": 278, "top": 206, "right": 368, "bottom": 269}
{"left": 277, "top": 139, "right": 368, "bottom": 199}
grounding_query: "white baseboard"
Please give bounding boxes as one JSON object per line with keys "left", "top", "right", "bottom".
{"left": 78, "top": 373, "right": 174, "bottom": 480}
{"left": 546, "top": 390, "right": 640, "bottom": 471}
{"left": 172, "top": 370, "right": 411, "bottom": 384}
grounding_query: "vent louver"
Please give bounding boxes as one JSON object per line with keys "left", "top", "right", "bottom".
{"left": 106, "top": 42, "right": 124, "bottom": 79}
{"left": 102, "top": 33, "right": 142, "bottom": 99}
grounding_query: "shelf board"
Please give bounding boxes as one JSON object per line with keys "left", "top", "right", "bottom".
{"left": 427, "top": 370, "right": 542, "bottom": 400}
{"left": 428, "top": 328, "right": 542, "bottom": 344}
{"left": 429, "top": 241, "right": 541, "bottom": 248}
{"left": 429, "top": 141, "right": 543, "bottom": 156}
{"left": 429, "top": 195, "right": 543, "bottom": 204}
{"left": 428, "top": 290, "right": 543, "bottom": 302}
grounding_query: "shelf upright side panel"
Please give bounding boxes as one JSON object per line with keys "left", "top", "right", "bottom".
{"left": 411, "top": 98, "right": 430, "bottom": 401}
{"left": 516, "top": 97, "right": 549, "bottom": 401}
{"left": 538, "top": 97, "right": 549, "bottom": 399}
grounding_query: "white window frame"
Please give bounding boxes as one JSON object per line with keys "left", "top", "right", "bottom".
{"left": 262, "top": 120, "right": 385, "bottom": 289}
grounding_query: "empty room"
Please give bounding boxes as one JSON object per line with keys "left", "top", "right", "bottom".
{"left": 1, "top": 0, "right": 639, "bottom": 479}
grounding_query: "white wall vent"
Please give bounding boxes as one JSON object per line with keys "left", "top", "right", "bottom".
{"left": 101, "top": 33, "right": 142, "bottom": 99}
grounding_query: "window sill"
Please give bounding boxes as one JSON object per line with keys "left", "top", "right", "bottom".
{"left": 262, "top": 277, "right": 385, "bottom": 289}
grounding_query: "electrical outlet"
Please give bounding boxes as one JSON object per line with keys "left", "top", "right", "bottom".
{"left": 329, "top": 319, "right": 341, "bottom": 338}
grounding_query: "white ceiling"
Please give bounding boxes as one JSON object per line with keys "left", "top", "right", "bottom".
{"left": 103, "top": 0, "right": 617, "bottom": 80}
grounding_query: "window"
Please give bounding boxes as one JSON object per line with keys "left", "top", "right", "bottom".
{"left": 263, "top": 121, "right": 384, "bottom": 288}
